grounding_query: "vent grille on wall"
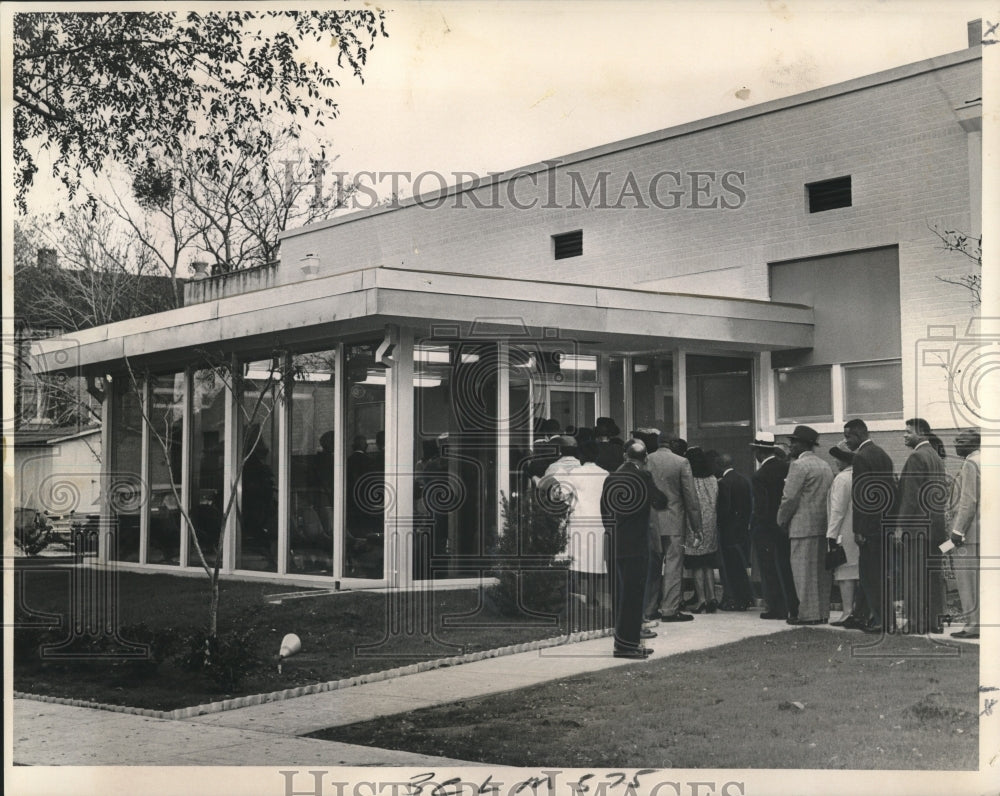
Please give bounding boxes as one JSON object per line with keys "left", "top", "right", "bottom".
{"left": 553, "top": 230, "right": 583, "bottom": 259}
{"left": 806, "top": 176, "right": 852, "bottom": 213}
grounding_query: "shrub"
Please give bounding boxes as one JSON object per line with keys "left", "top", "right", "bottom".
{"left": 488, "top": 489, "right": 570, "bottom": 618}
{"left": 12, "top": 599, "right": 60, "bottom": 667}
{"left": 179, "top": 610, "right": 265, "bottom": 692}
{"left": 112, "top": 622, "right": 187, "bottom": 680}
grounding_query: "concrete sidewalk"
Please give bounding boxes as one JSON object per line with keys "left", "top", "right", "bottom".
{"left": 15, "top": 613, "right": 973, "bottom": 766}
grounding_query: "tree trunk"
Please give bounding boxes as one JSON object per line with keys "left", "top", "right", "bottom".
{"left": 209, "top": 576, "right": 220, "bottom": 639}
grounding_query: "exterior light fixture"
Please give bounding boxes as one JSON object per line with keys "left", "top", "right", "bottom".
{"left": 300, "top": 253, "right": 320, "bottom": 275}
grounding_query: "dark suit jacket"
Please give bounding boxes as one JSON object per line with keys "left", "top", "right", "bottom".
{"left": 523, "top": 440, "right": 560, "bottom": 480}
{"left": 595, "top": 438, "right": 626, "bottom": 473}
{"left": 718, "top": 468, "right": 753, "bottom": 547}
{"left": 602, "top": 461, "right": 668, "bottom": 558}
{"left": 751, "top": 456, "right": 788, "bottom": 536}
{"left": 898, "top": 441, "right": 948, "bottom": 544}
{"left": 851, "top": 439, "right": 897, "bottom": 538}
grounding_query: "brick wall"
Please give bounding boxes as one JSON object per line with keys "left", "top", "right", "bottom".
{"left": 280, "top": 50, "right": 981, "bottom": 433}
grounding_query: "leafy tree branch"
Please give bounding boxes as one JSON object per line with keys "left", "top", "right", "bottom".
{"left": 13, "top": 9, "right": 388, "bottom": 212}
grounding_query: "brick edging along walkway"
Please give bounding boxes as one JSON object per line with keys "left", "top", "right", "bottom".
{"left": 14, "top": 628, "right": 610, "bottom": 721}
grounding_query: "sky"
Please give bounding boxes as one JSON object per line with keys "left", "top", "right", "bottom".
{"left": 11, "top": 0, "right": 994, "bottom": 213}
{"left": 279, "top": 0, "right": 991, "bottom": 197}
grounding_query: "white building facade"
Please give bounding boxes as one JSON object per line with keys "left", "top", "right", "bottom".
{"left": 31, "top": 44, "right": 982, "bottom": 589}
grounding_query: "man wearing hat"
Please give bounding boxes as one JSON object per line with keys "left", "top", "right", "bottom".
{"left": 777, "top": 425, "right": 834, "bottom": 624}
{"left": 594, "top": 417, "right": 625, "bottom": 473}
{"left": 948, "top": 428, "right": 981, "bottom": 639}
{"left": 523, "top": 418, "right": 564, "bottom": 485}
{"left": 643, "top": 428, "right": 701, "bottom": 623}
{"left": 750, "top": 431, "right": 797, "bottom": 620}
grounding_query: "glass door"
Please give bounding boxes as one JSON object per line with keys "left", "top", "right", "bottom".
{"left": 547, "top": 387, "right": 597, "bottom": 433}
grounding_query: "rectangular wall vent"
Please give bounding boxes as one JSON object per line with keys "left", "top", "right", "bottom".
{"left": 806, "top": 176, "right": 852, "bottom": 213}
{"left": 553, "top": 230, "right": 583, "bottom": 259}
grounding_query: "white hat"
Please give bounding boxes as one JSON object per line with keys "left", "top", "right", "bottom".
{"left": 749, "top": 431, "right": 777, "bottom": 449}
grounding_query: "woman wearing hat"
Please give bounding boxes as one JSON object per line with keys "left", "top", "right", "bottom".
{"left": 827, "top": 442, "right": 862, "bottom": 628}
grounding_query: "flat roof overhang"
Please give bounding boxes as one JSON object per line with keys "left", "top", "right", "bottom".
{"left": 31, "top": 267, "right": 814, "bottom": 374}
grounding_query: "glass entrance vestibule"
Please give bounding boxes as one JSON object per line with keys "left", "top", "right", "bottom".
{"left": 104, "top": 324, "right": 756, "bottom": 587}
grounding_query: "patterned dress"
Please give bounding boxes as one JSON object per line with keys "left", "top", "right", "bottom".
{"left": 684, "top": 476, "right": 719, "bottom": 568}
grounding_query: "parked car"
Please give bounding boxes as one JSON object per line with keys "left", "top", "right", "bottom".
{"left": 14, "top": 508, "right": 53, "bottom": 556}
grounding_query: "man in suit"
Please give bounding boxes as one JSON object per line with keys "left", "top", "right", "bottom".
{"left": 843, "top": 418, "right": 897, "bottom": 633}
{"left": 750, "top": 432, "right": 796, "bottom": 620}
{"left": 643, "top": 429, "right": 701, "bottom": 623}
{"left": 524, "top": 418, "right": 563, "bottom": 484}
{"left": 896, "top": 417, "right": 948, "bottom": 634}
{"left": 777, "top": 426, "right": 834, "bottom": 624}
{"left": 949, "top": 428, "right": 981, "bottom": 639}
{"left": 715, "top": 453, "right": 755, "bottom": 611}
{"left": 602, "top": 439, "right": 668, "bottom": 658}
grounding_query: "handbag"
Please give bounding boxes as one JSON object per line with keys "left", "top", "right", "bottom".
{"left": 824, "top": 544, "right": 847, "bottom": 571}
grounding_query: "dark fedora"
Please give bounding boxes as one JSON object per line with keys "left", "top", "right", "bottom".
{"left": 787, "top": 425, "right": 820, "bottom": 446}
{"left": 595, "top": 417, "right": 621, "bottom": 437}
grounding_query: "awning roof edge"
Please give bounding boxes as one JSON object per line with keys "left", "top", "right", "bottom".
{"left": 30, "top": 267, "right": 813, "bottom": 373}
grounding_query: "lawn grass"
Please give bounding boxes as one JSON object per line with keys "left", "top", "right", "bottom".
{"left": 13, "top": 565, "right": 572, "bottom": 711}
{"left": 308, "top": 629, "right": 980, "bottom": 769}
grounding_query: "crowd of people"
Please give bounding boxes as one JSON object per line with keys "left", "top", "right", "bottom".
{"left": 527, "top": 415, "right": 982, "bottom": 659}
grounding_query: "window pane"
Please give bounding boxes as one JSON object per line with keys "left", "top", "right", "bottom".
{"left": 775, "top": 366, "right": 832, "bottom": 423}
{"left": 238, "top": 361, "right": 280, "bottom": 572}
{"left": 110, "top": 378, "right": 142, "bottom": 562}
{"left": 844, "top": 361, "right": 902, "bottom": 419}
{"left": 698, "top": 373, "right": 752, "bottom": 425}
{"left": 413, "top": 341, "right": 497, "bottom": 581}
{"left": 508, "top": 342, "right": 544, "bottom": 515}
{"left": 344, "top": 343, "right": 385, "bottom": 579}
{"left": 288, "top": 350, "right": 337, "bottom": 575}
{"left": 148, "top": 372, "right": 184, "bottom": 565}
{"left": 608, "top": 356, "right": 625, "bottom": 429}
{"left": 188, "top": 368, "right": 227, "bottom": 568}
{"left": 632, "top": 355, "right": 673, "bottom": 434}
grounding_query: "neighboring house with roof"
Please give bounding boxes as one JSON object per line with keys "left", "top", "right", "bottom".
{"left": 28, "top": 30, "right": 982, "bottom": 588}
{"left": 14, "top": 427, "right": 103, "bottom": 541}
{"left": 12, "top": 251, "right": 182, "bottom": 531}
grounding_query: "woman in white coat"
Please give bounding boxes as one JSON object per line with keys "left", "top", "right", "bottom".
{"left": 558, "top": 440, "right": 611, "bottom": 630}
{"left": 827, "top": 442, "right": 862, "bottom": 627}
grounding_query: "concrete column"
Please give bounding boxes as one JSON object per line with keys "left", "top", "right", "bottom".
{"left": 221, "top": 355, "right": 237, "bottom": 573}
{"left": 332, "top": 343, "right": 345, "bottom": 583}
{"left": 674, "top": 349, "right": 688, "bottom": 440}
{"left": 387, "top": 325, "right": 414, "bottom": 588}
{"left": 138, "top": 377, "right": 150, "bottom": 566}
{"left": 99, "top": 379, "right": 112, "bottom": 565}
{"left": 622, "top": 355, "right": 634, "bottom": 439}
{"left": 496, "top": 340, "right": 510, "bottom": 538}
{"left": 275, "top": 353, "right": 291, "bottom": 575}
{"left": 179, "top": 369, "right": 192, "bottom": 568}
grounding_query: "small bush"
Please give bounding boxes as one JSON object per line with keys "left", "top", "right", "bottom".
{"left": 180, "top": 611, "right": 265, "bottom": 691}
{"left": 489, "top": 490, "right": 570, "bottom": 617}
{"left": 112, "top": 622, "right": 187, "bottom": 680}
